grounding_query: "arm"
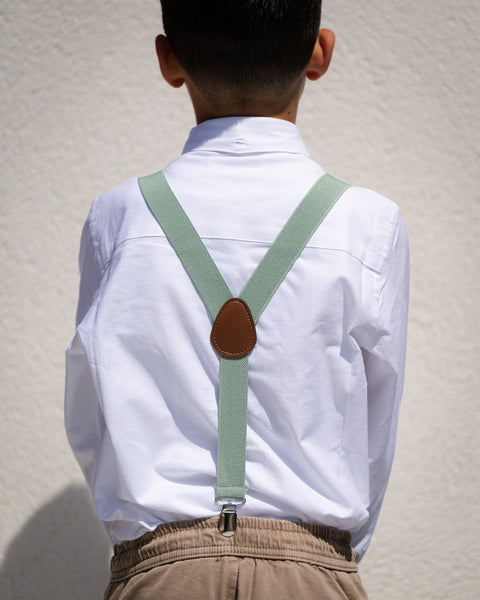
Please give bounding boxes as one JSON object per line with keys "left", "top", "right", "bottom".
{"left": 352, "top": 211, "right": 410, "bottom": 561}
{"left": 65, "top": 211, "right": 105, "bottom": 489}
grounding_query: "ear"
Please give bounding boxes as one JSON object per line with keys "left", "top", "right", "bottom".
{"left": 155, "top": 34, "right": 186, "bottom": 88}
{"left": 306, "top": 29, "right": 335, "bottom": 81}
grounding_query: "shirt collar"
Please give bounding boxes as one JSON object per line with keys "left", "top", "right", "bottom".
{"left": 182, "top": 117, "right": 310, "bottom": 157}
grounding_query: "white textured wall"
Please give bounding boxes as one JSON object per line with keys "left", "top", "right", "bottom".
{"left": 1, "top": 1, "right": 479, "bottom": 598}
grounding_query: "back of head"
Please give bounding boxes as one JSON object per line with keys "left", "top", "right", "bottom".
{"left": 160, "top": 0, "right": 322, "bottom": 106}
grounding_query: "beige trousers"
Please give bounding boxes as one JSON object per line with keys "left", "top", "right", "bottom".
{"left": 105, "top": 517, "right": 367, "bottom": 600}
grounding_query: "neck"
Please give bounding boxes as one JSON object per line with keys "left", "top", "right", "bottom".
{"left": 186, "top": 78, "right": 305, "bottom": 125}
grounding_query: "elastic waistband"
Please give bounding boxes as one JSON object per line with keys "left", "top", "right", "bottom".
{"left": 109, "top": 517, "right": 357, "bottom": 583}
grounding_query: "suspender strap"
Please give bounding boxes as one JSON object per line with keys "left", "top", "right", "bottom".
{"left": 138, "top": 172, "right": 232, "bottom": 320}
{"left": 240, "top": 174, "right": 350, "bottom": 323}
{"left": 138, "top": 170, "right": 349, "bottom": 529}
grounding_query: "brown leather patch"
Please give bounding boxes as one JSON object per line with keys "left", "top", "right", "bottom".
{"left": 211, "top": 298, "right": 257, "bottom": 358}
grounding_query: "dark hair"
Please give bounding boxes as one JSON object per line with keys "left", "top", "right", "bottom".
{"left": 160, "top": 0, "right": 322, "bottom": 103}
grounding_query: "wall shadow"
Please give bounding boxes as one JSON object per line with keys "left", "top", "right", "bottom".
{"left": 0, "top": 484, "right": 111, "bottom": 600}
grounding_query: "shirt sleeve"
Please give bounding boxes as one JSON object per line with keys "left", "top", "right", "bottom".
{"left": 75, "top": 210, "right": 104, "bottom": 326}
{"left": 351, "top": 210, "right": 410, "bottom": 561}
{"left": 65, "top": 207, "right": 106, "bottom": 490}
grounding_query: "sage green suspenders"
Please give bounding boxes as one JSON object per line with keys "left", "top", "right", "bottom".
{"left": 138, "top": 170, "right": 348, "bottom": 536}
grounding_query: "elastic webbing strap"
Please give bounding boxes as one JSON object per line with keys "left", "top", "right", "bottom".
{"left": 139, "top": 172, "right": 245, "bottom": 501}
{"left": 138, "top": 170, "right": 348, "bottom": 505}
{"left": 216, "top": 355, "right": 249, "bottom": 500}
{"left": 241, "top": 175, "right": 349, "bottom": 323}
{"left": 139, "top": 171, "right": 231, "bottom": 320}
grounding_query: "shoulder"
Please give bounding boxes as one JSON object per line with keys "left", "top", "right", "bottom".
{"left": 86, "top": 177, "right": 154, "bottom": 268}
{"left": 90, "top": 177, "right": 145, "bottom": 231}
{"left": 317, "top": 181, "right": 407, "bottom": 274}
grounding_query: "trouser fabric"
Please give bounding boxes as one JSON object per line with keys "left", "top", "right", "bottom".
{"left": 104, "top": 516, "right": 368, "bottom": 600}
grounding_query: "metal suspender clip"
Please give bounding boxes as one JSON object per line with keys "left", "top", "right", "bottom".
{"left": 219, "top": 504, "right": 238, "bottom": 537}
{"left": 216, "top": 499, "right": 245, "bottom": 537}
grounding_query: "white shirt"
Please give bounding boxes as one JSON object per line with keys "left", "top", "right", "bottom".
{"left": 65, "top": 117, "right": 409, "bottom": 561}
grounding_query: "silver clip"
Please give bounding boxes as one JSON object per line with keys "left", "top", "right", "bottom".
{"left": 218, "top": 504, "right": 238, "bottom": 537}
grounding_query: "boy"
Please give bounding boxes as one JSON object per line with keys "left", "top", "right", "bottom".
{"left": 65, "top": 1, "right": 409, "bottom": 599}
